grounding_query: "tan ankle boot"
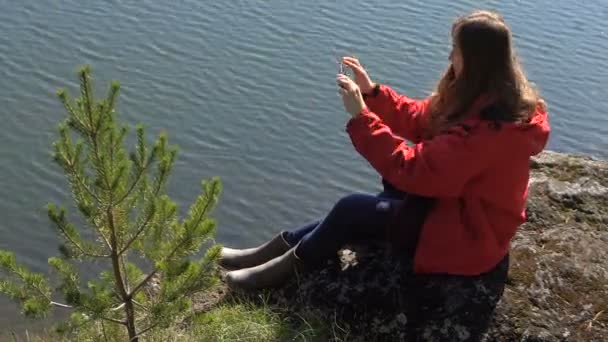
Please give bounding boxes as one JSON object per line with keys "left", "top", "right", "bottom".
{"left": 218, "top": 232, "right": 291, "bottom": 270}
{"left": 225, "top": 246, "right": 301, "bottom": 291}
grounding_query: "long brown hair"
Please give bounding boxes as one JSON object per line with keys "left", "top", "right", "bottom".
{"left": 426, "top": 10, "right": 544, "bottom": 136}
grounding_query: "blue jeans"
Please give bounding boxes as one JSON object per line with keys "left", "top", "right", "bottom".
{"left": 283, "top": 190, "right": 403, "bottom": 264}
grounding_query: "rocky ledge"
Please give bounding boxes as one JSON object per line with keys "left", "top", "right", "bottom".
{"left": 217, "top": 151, "right": 608, "bottom": 341}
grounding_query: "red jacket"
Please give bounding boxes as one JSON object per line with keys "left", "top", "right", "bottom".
{"left": 346, "top": 84, "right": 550, "bottom": 275}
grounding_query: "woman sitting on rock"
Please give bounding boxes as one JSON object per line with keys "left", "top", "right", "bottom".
{"left": 219, "top": 10, "right": 550, "bottom": 338}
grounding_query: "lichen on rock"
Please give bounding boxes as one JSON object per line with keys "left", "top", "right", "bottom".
{"left": 489, "top": 151, "right": 608, "bottom": 341}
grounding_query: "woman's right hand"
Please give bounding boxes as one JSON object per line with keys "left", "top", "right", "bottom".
{"left": 341, "top": 57, "right": 376, "bottom": 95}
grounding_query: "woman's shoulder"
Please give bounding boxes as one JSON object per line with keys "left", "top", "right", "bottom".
{"left": 471, "top": 103, "right": 550, "bottom": 157}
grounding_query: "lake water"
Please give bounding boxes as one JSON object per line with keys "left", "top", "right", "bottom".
{"left": 1, "top": 0, "right": 607, "bottom": 332}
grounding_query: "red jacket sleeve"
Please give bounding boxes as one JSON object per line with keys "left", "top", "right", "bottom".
{"left": 364, "top": 84, "right": 431, "bottom": 143}
{"left": 346, "top": 108, "right": 490, "bottom": 198}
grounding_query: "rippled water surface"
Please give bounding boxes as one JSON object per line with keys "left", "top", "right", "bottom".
{"left": 0, "top": 0, "right": 606, "bottom": 330}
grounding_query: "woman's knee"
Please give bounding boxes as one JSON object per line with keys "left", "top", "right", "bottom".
{"left": 333, "top": 193, "right": 373, "bottom": 213}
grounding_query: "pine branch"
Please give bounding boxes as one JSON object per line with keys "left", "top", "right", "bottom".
{"left": 119, "top": 205, "right": 155, "bottom": 256}
{"left": 92, "top": 215, "right": 112, "bottom": 250}
{"left": 103, "top": 81, "right": 120, "bottom": 125}
{"left": 107, "top": 207, "right": 129, "bottom": 301}
{"left": 110, "top": 302, "right": 126, "bottom": 311}
{"left": 128, "top": 271, "right": 157, "bottom": 299}
{"left": 26, "top": 277, "right": 49, "bottom": 300}
{"left": 57, "top": 89, "right": 90, "bottom": 133}
{"left": 116, "top": 125, "right": 153, "bottom": 206}
{"left": 120, "top": 256, "right": 130, "bottom": 294}
{"left": 109, "top": 129, "right": 115, "bottom": 184}
{"left": 62, "top": 232, "right": 98, "bottom": 258}
{"left": 162, "top": 246, "right": 220, "bottom": 302}
{"left": 0, "top": 252, "right": 54, "bottom": 317}
{"left": 129, "top": 180, "right": 221, "bottom": 298}
{"left": 112, "top": 299, "right": 148, "bottom": 313}
{"left": 88, "top": 122, "right": 111, "bottom": 196}
{"left": 51, "top": 301, "right": 73, "bottom": 308}
{"left": 132, "top": 299, "right": 149, "bottom": 312}
{"left": 101, "top": 320, "right": 110, "bottom": 342}
{"left": 27, "top": 277, "right": 53, "bottom": 306}
{"left": 188, "top": 181, "right": 219, "bottom": 231}
{"left": 149, "top": 136, "right": 175, "bottom": 198}
{"left": 152, "top": 168, "right": 168, "bottom": 197}
{"left": 116, "top": 158, "right": 153, "bottom": 206}
{"left": 56, "top": 137, "right": 102, "bottom": 207}
{"left": 99, "top": 231, "right": 113, "bottom": 251}
{"left": 128, "top": 231, "right": 190, "bottom": 299}
{"left": 56, "top": 313, "right": 95, "bottom": 336}
{"left": 79, "top": 66, "right": 95, "bottom": 132}
{"left": 70, "top": 171, "right": 101, "bottom": 204}
{"left": 102, "top": 316, "right": 127, "bottom": 326}
{"left": 50, "top": 210, "right": 109, "bottom": 258}
{"left": 107, "top": 205, "right": 137, "bottom": 337}
{"left": 94, "top": 140, "right": 111, "bottom": 194}
{"left": 79, "top": 79, "right": 111, "bottom": 196}
{"left": 132, "top": 322, "right": 159, "bottom": 341}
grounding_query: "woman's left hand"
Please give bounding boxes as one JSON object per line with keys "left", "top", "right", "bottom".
{"left": 337, "top": 74, "right": 367, "bottom": 118}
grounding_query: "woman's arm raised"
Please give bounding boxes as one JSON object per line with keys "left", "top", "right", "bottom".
{"left": 342, "top": 57, "right": 429, "bottom": 143}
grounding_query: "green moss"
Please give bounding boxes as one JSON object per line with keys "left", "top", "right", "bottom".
{"left": 508, "top": 248, "right": 538, "bottom": 287}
